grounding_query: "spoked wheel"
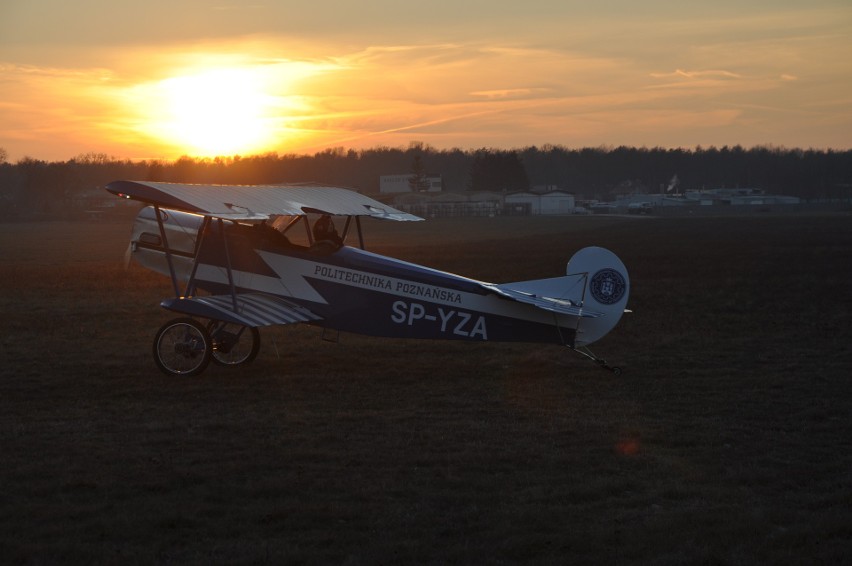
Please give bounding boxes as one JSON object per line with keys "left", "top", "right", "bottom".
{"left": 207, "top": 321, "right": 261, "bottom": 367}
{"left": 153, "top": 318, "right": 212, "bottom": 377}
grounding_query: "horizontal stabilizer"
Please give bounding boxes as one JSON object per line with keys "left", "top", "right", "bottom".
{"left": 484, "top": 279, "right": 603, "bottom": 318}
{"left": 161, "top": 293, "right": 322, "bottom": 327}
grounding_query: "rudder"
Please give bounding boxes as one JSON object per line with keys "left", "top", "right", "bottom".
{"left": 566, "top": 246, "right": 630, "bottom": 346}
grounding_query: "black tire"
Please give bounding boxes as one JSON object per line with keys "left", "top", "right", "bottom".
{"left": 207, "top": 321, "right": 261, "bottom": 367}
{"left": 153, "top": 318, "right": 212, "bottom": 377}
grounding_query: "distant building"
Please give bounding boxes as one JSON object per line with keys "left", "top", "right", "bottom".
{"left": 505, "top": 191, "right": 576, "bottom": 215}
{"left": 393, "top": 191, "right": 501, "bottom": 217}
{"left": 531, "top": 184, "right": 560, "bottom": 194}
{"left": 612, "top": 187, "right": 801, "bottom": 213}
{"left": 616, "top": 194, "right": 692, "bottom": 208}
{"left": 540, "top": 191, "right": 576, "bottom": 214}
{"left": 504, "top": 192, "right": 538, "bottom": 215}
{"left": 683, "top": 188, "right": 800, "bottom": 206}
{"left": 391, "top": 189, "right": 579, "bottom": 217}
{"left": 380, "top": 174, "right": 442, "bottom": 194}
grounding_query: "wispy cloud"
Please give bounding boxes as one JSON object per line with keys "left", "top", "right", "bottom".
{"left": 469, "top": 88, "right": 552, "bottom": 100}
{"left": 650, "top": 69, "right": 742, "bottom": 80}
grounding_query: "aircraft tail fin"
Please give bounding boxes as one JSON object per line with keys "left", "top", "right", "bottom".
{"left": 487, "top": 246, "right": 629, "bottom": 346}
{"left": 565, "top": 246, "right": 630, "bottom": 345}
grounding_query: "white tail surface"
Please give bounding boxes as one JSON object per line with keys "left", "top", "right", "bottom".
{"left": 566, "top": 246, "right": 630, "bottom": 346}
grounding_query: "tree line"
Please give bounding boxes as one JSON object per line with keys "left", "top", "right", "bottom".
{"left": 1, "top": 144, "right": 850, "bottom": 216}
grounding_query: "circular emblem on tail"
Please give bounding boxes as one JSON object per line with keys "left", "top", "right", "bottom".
{"left": 590, "top": 268, "right": 626, "bottom": 305}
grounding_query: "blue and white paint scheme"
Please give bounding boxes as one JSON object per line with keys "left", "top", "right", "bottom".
{"left": 108, "top": 180, "right": 630, "bottom": 376}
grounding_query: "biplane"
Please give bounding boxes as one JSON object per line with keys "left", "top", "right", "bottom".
{"left": 107, "top": 180, "right": 630, "bottom": 376}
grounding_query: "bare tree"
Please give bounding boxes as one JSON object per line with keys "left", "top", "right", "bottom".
{"left": 408, "top": 154, "right": 431, "bottom": 192}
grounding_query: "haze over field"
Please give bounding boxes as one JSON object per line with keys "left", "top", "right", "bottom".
{"left": 1, "top": 1, "right": 850, "bottom": 161}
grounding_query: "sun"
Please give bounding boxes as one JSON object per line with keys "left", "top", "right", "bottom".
{"left": 151, "top": 68, "right": 280, "bottom": 156}
{"left": 117, "top": 55, "right": 337, "bottom": 158}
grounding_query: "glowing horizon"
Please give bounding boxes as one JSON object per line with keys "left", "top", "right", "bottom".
{"left": 1, "top": 1, "right": 850, "bottom": 162}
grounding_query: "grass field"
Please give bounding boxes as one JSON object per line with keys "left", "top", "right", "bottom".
{"left": 1, "top": 212, "right": 851, "bottom": 564}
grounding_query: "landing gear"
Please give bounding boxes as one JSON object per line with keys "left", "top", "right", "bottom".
{"left": 571, "top": 346, "right": 622, "bottom": 375}
{"left": 152, "top": 318, "right": 261, "bottom": 376}
{"left": 153, "top": 318, "right": 212, "bottom": 377}
{"left": 207, "top": 321, "right": 260, "bottom": 367}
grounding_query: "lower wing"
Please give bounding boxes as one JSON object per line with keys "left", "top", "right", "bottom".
{"left": 160, "top": 293, "right": 322, "bottom": 327}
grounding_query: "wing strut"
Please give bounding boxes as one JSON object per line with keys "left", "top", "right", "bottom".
{"left": 355, "top": 216, "right": 365, "bottom": 249}
{"left": 336, "top": 215, "right": 365, "bottom": 249}
{"left": 182, "top": 216, "right": 211, "bottom": 298}
{"left": 342, "top": 216, "right": 352, "bottom": 244}
{"left": 217, "top": 218, "right": 239, "bottom": 312}
{"left": 154, "top": 205, "right": 181, "bottom": 298}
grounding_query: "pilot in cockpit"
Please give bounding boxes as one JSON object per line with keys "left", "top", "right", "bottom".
{"left": 312, "top": 214, "right": 343, "bottom": 248}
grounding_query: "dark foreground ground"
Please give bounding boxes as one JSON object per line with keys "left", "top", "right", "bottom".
{"left": 1, "top": 213, "right": 851, "bottom": 564}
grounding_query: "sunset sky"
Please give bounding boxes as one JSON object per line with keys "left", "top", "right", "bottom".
{"left": 1, "top": 0, "right": 850, "bottom": 162}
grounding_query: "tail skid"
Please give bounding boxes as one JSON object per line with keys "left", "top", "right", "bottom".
{"left": 570, "top": 344, "right": 623, "bottom": 375}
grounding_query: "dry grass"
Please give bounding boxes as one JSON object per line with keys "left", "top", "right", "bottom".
{"left": 1, "top": 213, "right": 851, "bottom": 564}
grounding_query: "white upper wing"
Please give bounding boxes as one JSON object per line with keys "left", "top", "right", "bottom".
{"left": 106, "top": 180, "right": 422, "bottom": 221}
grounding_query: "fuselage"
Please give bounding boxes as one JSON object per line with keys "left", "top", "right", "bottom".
{"left": 130, "top": 207, "right": 580, "bottom": 346}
